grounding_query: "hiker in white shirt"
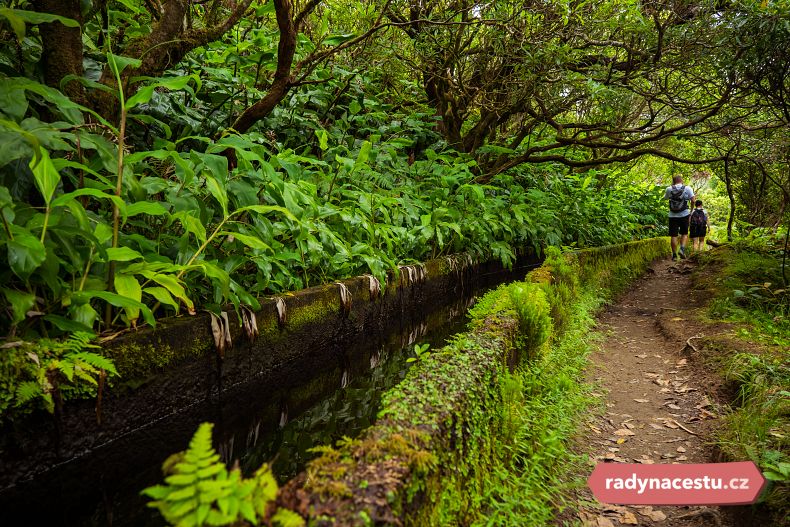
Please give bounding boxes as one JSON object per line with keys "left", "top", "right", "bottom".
{"left": 663, "top": 175, "right": 695, "bottom": 261}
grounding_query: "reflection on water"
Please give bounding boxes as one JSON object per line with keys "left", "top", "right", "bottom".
{"left": 222, "top": 296, "right": 474, "bottom": 482}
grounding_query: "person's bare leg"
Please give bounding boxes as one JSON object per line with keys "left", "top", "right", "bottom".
{"left": 679, "top": 234, "right": 689, "bottom": 257}
{"left": 671, "top": 236, "right": 679, "bottom": 257}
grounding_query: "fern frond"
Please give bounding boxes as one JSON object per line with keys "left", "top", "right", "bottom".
{"left": 56, "top": 360, "right": 75, "bottom": 382}
{"left": 15, "top": 381, "right": 42, "bottom": 406}
{"left": 71, "top": 352, "right": 118, "bottom": 376}
{"left": 67, "top": 331, "right": 100, "bottom": 350}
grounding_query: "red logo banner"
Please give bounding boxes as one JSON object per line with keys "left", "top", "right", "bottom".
{"left": 588, "top": 461, "right": 767, "bottom": 505}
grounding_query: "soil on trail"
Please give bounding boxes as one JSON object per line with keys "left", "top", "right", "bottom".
{"left": 572, "top": 257, "right": 736, "bottom": 527}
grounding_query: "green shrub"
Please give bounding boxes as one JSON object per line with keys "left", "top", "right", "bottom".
{"left": 508, "top": 283, "right": 552, "bottom": 359}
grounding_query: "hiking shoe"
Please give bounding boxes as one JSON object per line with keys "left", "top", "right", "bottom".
{"left": 672, "top": 253, "right": 678, "bottom": 261}
{"left": 679, "top": 248, "right": 686, "bottom": 259}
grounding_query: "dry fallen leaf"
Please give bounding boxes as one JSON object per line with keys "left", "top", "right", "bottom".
{"left": 634, "top": 398, "right": 650, "bottom": 403}
{"left": 648, "top": 510, "right": 667, "bottom": 521}
{"left": 677, "top": 446, "right": 687, "bottom": 453}
{"left": 596, "top": 516, "right": 615, "bottom": 527}
{"left": 620, "top": 511, "right": 638, "bottom": 524}
{"left": 614, "top": 429, "right": 636, "bottom": 436}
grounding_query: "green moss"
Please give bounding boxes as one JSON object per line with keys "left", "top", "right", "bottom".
{"left": 287, "top": 288, "right": 341, "bottom": 329}
{"left": 107, "top": 337, "right": 208, "bottom": 383}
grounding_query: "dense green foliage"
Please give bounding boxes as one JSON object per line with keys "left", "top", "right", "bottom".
{"left": 0, "top": 77, "right": 665, "bottom": 337}
{"left": 4, "top": 0, "right": 788, "bottom": 341}
{"left": 12, "top": 0, "right": 756, "bottom": 340}
{"left": 0, "top": 331, "right": 116, "bottom": 420}
{"left": 694, "top": 236, "right": 789, "bottom": 520}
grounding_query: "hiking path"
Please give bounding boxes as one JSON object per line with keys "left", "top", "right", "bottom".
{"left": 571, "top": 257, "right": 733, "bottom": 527}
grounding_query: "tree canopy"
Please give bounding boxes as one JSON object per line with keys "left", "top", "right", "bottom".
{"left": 0, "top": 0, "right": 788, "bottom": 337}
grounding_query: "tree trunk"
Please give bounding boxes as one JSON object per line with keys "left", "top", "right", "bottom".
{"left": 33, "top": 0, "right": 84, "bottom": 102}
{"left": 723, "top": 156, "right": 736, "bottom": 242}
{"left": 231, "top": 0, "right": 296, "bottom": 134}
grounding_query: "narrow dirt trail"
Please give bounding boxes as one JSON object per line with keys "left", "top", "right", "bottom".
{"left": 573, "top": 257, "right": 733, "bottom": 527}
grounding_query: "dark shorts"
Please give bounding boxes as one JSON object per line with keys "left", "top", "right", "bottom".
{"left": 669, "top": 216, "right": 689, "bottom": 236}
{"left": 690, "top": 226, "right": 707, "bottom": 239}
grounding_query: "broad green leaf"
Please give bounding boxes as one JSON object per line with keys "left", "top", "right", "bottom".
{"left": 69, "top": 303, "right": 100, "bottom": 329}
{"left": 0, "top": 82, "right": 27, "bottom": 121}
{"left": 126, "top": 76, "right": 198, "bottom": 108}
{"left": 195, "top": 261, "right": 230, "bottom": 294}
{"left": 29, "top": 148, "right": 60, "bottom": 206}
{"left": 105, "top": 247, "right": 144, "bottom": 262}
{"left": 323, "top": 33, "right": 357, "bottom": 46}
{"left": 106, "top": 52, "right": 142, "bottom": 80}
{"left": 50, "top": 188, "right": 127, "bottom": 218}
{"left": 114, "top": 274, "right": 142, "bottom": 322}
{"left": 7, "top": 78, "right": 101, "bottom": 126}
{"left": 221, "top": 231, "right": 271, "bottom": 251}
{"left": 2, "top": 288, "right": 35, "bottom": 325}
{"left": 143, "top": 286, "right": 179, "bottom": 311}
{"left": 316, "top": 129, "right": 328, "bottom": 151}
{"left": 205, "top": 175, "right": 228, "bottom": 217}
{"left": 140, "top": 272, "right": 194, "bottom": 310}
{"left": 353, "top": 141, "right": 371, "bottom": 171}
{"left": 78, "top": 290, "right": 155, "bottom": 327}
{"left": 236, "top": 205, "right": 299, "bottom": 222}
{"left": 43, "top": 314, "right": 95, "bottom": 334}
{"left": 127, "top": 201, "right": 169, "bottom": 218}
{"left": 0, "top": 8, "right": 25, "bottom": 40}
{"left": 124, "top": 86, "right": 156, "bottom": 110}
{"left": 60, "top": 74, "right": 118, "bottom": 96}
{"left": 0, "top": 8, "right": 79, "bottom": 40}
{"left": 173, "top": 211, "right": 207, "bottom": 243}
{"left": 0, "top": 185, "right": 12, "bottom": 208}
{"left": 50, "top": 158, "right": 114, "bottom": 188}
{"left": 7, "top": 228, "right": 46, "bottom": 277}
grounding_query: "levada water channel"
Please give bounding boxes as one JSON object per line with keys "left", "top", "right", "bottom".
{"left": 0, "top": 253, "right": 540, "bottom": 525}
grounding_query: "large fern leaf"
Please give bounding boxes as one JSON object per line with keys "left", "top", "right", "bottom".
{"left": 15, "top": 381, "right": 42, "bottom": 406}
{"left": 71, "top": 351, "right": 118, "bottom": 376}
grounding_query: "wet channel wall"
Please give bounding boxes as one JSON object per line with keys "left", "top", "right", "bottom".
{"left": 0, "top": 251, "right": 540, "bottom": 524}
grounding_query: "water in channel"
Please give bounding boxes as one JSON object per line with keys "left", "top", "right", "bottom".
{"left": 232, "top": 296, "right": 473, "bottom": 483}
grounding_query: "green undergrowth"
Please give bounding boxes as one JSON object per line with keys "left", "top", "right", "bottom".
{"left": 466, "top": 241, "right": 667, "bottom": 526}
{"left": 0, "top": 332, "right": 117, "bottom": 421}
{"left": 472, "top": 292, "right": 602, "bottom": 526}
{"left": 693, "top": 236, "right": 789, "bottom": 521}
{"left": 255, "top": 238, "right": 668, "bottom": 526}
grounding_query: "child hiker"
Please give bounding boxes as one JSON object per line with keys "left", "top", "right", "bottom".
{"left": 689, "top": 200, "right": 709, "bottom": 252}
